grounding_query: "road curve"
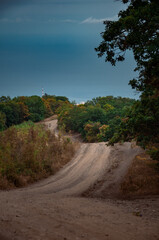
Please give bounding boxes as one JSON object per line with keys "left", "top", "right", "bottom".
{"left": 0, "top": 118, "right": 158, "bottom": 240}
{"left": 25, "top": 118, "right": 143, "bottom": 197}
{"left": 21, "top": 142, "right": 142, "bottom": 198}
{"left": 23, "top": 142, "right": 111, "bottom": 195}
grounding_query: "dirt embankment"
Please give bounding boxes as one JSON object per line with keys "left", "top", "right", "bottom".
{"left": 0, "top": 117, "right": 159, "bottom": 240}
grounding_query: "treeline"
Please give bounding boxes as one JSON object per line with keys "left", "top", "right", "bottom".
{"left": 0, "top": 94, "right": 69, "bottom": 130}
{"left": 58, "top": 95, "right": 159, "bottom": 161}
{"left": 58, "top": 96, "right": 135, "bottom": 142}
{"left": 0, "top": 94, "right": 135, "bottom": 140}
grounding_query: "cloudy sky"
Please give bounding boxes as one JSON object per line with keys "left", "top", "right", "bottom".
{"left": 0, "top": 0, "right": 139, "bottom": 102}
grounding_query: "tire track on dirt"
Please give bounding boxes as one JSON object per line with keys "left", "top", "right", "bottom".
{"left": 27, "top": 119, "right": 143, "bottom": 197}
{"left": 23, "top": 142, "right": 111, "bottom": 196}
{"left": 0, "top": 117, "right": 158, "bottom": 240}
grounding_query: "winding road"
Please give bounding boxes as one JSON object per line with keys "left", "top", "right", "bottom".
{"left": 0, "top": 118, "right": 159, "bottom": 240}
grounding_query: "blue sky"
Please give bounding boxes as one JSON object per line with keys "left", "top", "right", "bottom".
{"left": 0, "top": 0, "right": 139, "bottom": 103}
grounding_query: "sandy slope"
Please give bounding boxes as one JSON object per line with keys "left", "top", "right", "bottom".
{"left": 0, "top": 118, "right": 159, "bottom": 240}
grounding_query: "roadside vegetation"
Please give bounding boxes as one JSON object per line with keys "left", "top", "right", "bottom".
{"left": 0, "top": 94, "right": 69, "bottom": 130}
{"left": 58, "top": 96, "right": 135, "bottom": 143}
{"left": 0, "top": 121, "right": 76, "bottom": 189}
{"left": 120, "top": 153, "right": 159, "bottom": 197}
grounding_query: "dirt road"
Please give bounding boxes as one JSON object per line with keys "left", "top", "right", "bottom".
{"left": 0, "top": 118, "right": 159, "bottom": 240}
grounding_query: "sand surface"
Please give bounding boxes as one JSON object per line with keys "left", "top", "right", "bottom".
{"left": 0, "top": 118, "right": 159, "bottom": 240}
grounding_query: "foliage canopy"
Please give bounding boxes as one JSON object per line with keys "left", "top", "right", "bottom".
{"left": 95, "top": 0, "right": 159, "bottom": 161}
{"left": 96, "top": 0, "right": 159, "bottom": 96}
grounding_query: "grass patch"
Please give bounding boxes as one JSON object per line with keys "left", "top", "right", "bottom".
{"left": 0, "top": 122, "right": 77, "bottom": 190}
{"left": 120, "top": 153, "right": 159, "bottom": 197}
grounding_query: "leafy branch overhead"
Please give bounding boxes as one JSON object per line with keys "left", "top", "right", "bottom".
{"left": 95, "top": 0, "right": 159, "bottom": 94}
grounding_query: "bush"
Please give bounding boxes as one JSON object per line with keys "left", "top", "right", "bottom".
{"left": 0, "top": 122, "right": 76, "bottom": 189}
{"left": 84, "top": 121, "right": 101, "bottom": 142}
{"left": 97, "top": 124, "right": 109, "bottom": 142}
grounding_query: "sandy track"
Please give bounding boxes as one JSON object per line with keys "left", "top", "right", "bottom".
{"left": 0, "top": 118, "right": 159, "bottom": 240}
{"left": 42, "top": 116, "right": 58, "bottom": 136}
{"left": 26, "top": 142, "right": 111, "bottom": 196}
{"left": 24, "top": 142, "right": 141, "bottom": 197}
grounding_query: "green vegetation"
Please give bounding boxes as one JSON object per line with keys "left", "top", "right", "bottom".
{"left": 58, "top": 96, "right": 135, "bottom": 142}
{"left": 96, "top": 0, "right": 159, "bottom": 161}
{"left": 0, "top": 94, "right": 70, "bottom": 129}
{"left": 96, "top": 0, "right": 159, "bottom": 96}
{"left": 0, "top": 121, "right": 76, "bottom": 189}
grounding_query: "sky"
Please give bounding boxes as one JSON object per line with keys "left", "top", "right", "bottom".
{"left": 0, "top": 0, "right": 139, "bottom": 103}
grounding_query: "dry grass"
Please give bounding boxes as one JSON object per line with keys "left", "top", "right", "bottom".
{"left": 0, "top": 122, "right": 78, "bottom": 190}
{"left": 120, "top": 153, "right": 159, "bottom": 197}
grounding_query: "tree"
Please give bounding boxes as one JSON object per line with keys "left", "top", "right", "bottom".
{"left": 95, "top": 0, "right": 159, "bottom": 96}
{"left": 103, "top": 103, "right": 114, "bottom": 112}
{"left": 24, "top": 96, "right": 46, "bottom": 122}
{"left": 96, "top": 0, "right": 159, "bottom": 161}
{"left": 0, "top": 101, "right": 29, "bottom": 127}
{"left": 84, "top": 121, "right": 101, "bottom": 142}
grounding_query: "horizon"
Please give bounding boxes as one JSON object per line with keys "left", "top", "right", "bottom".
{"left": 0, "top": 92, "right": 139, "bottom": 105}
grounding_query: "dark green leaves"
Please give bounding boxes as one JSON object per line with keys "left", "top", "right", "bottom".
{"left": 96, "top": 0, "right": 159, "bottom": 95}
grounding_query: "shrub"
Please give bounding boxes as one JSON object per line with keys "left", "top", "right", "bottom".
{"left": 84, "top": 121, "right": 101, "bottom": 142}
{"left": 0, "top": 122, "right": 76, "bottom": 189}
{"left": 97, "top": 124, "right": 109, "bottom": 142}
